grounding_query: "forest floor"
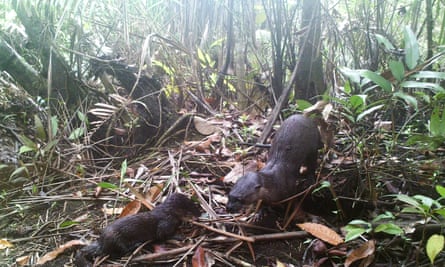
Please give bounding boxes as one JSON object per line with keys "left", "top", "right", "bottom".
{"left": 1, "top": 113, "right": 444, "bottom": 267}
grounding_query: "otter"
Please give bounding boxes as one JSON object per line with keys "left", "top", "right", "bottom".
{"left": 75, "top": 193, "right": 200, "bottom": 266}
{"left": 227, "top": 114, "right": 321, "bottom": 212}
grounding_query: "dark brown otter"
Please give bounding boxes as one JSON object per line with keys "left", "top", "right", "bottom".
{"left": 227, "top": 114, "right": 321, "bottom": 212}
{"left": 75, "top": 193, "right": 200, "bottom": 266}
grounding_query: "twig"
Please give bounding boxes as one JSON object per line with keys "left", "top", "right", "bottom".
{"left": 191, "top": 221, "right": 255, "bottom": 243}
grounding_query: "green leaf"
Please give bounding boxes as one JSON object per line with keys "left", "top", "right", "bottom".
{"left": 120, "top": 159, "right": 127, "bottom": 180}
{"left": 389, "top": 60, "right": 405, "bottom": 82}
{"left": 374, "top": 223, "right": 404, "bottom": 235}
{"left": 18, "top": 135, "right": 37, "bottom": 149}
{"left": 404, "top": 26, "right": 420, "bottom": 70}
{"left": 50, "top": 116, "right": 58, "bottom": 137}
{"left": 436, "top": 185, "right": 445, "bottom": 198}
{"left": 59, "top": 220, "right": 79, "bottom": 228}
{"left": 393, "top": 92, "right": 418, "bottom": 111}
{"left": 340, "top": 67, "right": 361, "bottom": 84}
{"left": 357, "top": 104, "right": 384, "bottom": 122}
{"left": 312, "top": 181, "right": 331, "bottom": 194}
{"left": 372, "top": 211, "right": 395, "bottom": 223}
{"left": 295, "top": 99, "right": 313, "bottom": 111}
{"left": 434, "top": 208, "right": 445, "bottom": 217}
{"left": 361, "top": 70, "right": 392, "bottom": 92}
{"left": 430, "top": 105, "right": 445, "bottom": 137}
{"left": 69, "top": 128, "right": 85, "bottom": 140}
{"left": 97, "top": 182, "right": 118, "bottom": 189}
{"left": 19, "top": 145, "right": 36, "bottom": 154}
{"left": 77, "top": 111, "right": 87, "bottom": 123}
{"left": 396, "top": 194, "right": 422, "bottom": 208}
{"left": 426, "top": 234, "right": 444, "bottom": 264}
{"left": 411, "top": 71, "right": 445, "bottom": 80}
{"left": 349, "top": 95, "right": 366, "bottom": 113}
{"left": 10, "top": 166, "right": 28, "bottom": 179}
{"left": 375, "top": 33, "right": 395, "bottom": 50}
{"left": 400, "top": 81, "right": 445, "bottom": 93}
{"left": 344, "top": 225, "right": 369, "bottom": 242}
{"left": 34, "top": 115, "right": 46, "bottom": 140}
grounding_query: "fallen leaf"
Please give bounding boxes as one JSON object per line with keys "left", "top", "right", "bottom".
{"left": 297, "top": 222, "right": 344, "bottom": 246}
{"left": 0, "top": 239, "right": 13, "bottom": 249}
{"left": 192, "top": 246, "right": 206, "bottom": 267}
{"left": 119, "top": 199, "right": 142, "bottom": 218}
{"left": 194, "top": 116, "right": 221, "bottom": 135}
{"left": 36, "top": 240, "right": 87, "bottom": 265}
{"left": 344, "top": 240, "right": 376, "bottom": 267}
{"left": 223, "top": 160, "right": 259, "bottom": 183}
{"left": 15, "top": 255, "right": 30, "bottom": 266}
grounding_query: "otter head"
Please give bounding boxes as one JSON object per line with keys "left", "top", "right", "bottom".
{"left": 227, "top": 172, "right": 266, "bottom": 213}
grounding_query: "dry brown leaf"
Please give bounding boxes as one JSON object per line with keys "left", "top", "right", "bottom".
{"left": 118, "top": 199, "right": 142, "bottom": 218}
{"left": 223, "top": 160, "right": 259, "bottom": 183}
{"left": 36, "top": 240, "right": 87, "bottom": 265}
{"left": 194, "top": 116, "right": 221, "bottom": 135}
{"left": 0, "top": 239, "right": 13, "bottom": 249}
{"left": 15, "top": 255, "right": 30, "bottom": 266}
{"left": 344, "top": 240, "right": 376, "bottom": 267}
{"left": 192, "top": 246, "right": 206, "bottom": 267}
{"left": 297, "top": 222, "right": 344, "bottom": 246}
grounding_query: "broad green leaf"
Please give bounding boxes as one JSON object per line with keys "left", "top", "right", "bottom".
{"left": 19, "top": 145, "right": 36, "bottom": 154}
{"left": 414, "top": 195, "right": 439, "bottom": 209}
{"left": 97, "top": 182, "right": 118, "bottom": 189}
{"left": 50, "top": 116, "right": 58, "bottom": 137}
{"left": 357, "top": 104, "right": 384, "bottom": 122}
{"left": 434, "top": 208, "right": 445, "bottom": 217}
{"left": 372, "top": 211, "right": 395, "bottom": 223}
{"left": 69, "top": 128, "right": 85, "bottom": 140}
{"left": 340, "top": 67, "right": 361, "bottom": 84}
{"left": 400, "top": 81, "right": 445, "bottom": 93}
{"left": 18, "top": 135, "right": 37, "bottom": 149}
{"left": 375, "top": 33, "right": 395, "bottom": 50}
{"left": 77, "top": 111, "right": 87, "bottom": 123}
{"left": 396, "top": 194, "right": 421, "bottom": 208}
{"left": 389, "top": 60, "right": 405, "bottom": 82}
{"left": 436, "top": 185, "right": 445, "bottom": 198}
{"left": 349, "top": 95, "right": 366, "bottom": 112}
{"left": 34, "top": 115, "right": 46, "bottom": 140}
{"left": 393, "top": 92, "right": 418, "bottom": 111}
{"left": 404, "top": 26, "right": 420, "bottom": 70}
{"left": 347, "top": 219, "right": 372, "bottom": 227}
{"left": 374, "top": 223, "right": 404, "bottom": 235}
{"left": 430, "top": 105, "right": 445, "bottom": 137}
{"left": 295, "top": 99, "right": 313, "bottom": 111}
{"left": 426, "top": 234, "right": 444, "bottom": 264}
{"left": 411, "top": 71, "right": 445, "bottom": 80}
{"left": 361, "top": 70, "right": 392, "bottom": 92}
{"left": 344, "top": 226, "right": 369, "bottom": 242}
{"left": 401, "top": 207, "right": 425, "bottom": 215}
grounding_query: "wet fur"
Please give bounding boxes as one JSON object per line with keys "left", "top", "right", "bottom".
{"left": 227, "top": 115, "right": 321, "bottom": 212}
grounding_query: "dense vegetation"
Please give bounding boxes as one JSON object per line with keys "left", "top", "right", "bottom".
{"left": 0, "top": 0, "right": 444, "bottom": 266}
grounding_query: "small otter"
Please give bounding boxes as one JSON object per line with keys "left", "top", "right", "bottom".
{"left": 75, "top": 193, "right": 200, "bottom": 265}
{"left": 227, "top": 114, "right": 321, "bottom": 212}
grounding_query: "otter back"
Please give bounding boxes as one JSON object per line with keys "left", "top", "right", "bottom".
{"left": 227, "top": 114, "right": 321, "bottom": 212}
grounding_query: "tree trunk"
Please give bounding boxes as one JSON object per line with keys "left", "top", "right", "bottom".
{"left": 294, "top": 0, "right": 324, "bottom": 102}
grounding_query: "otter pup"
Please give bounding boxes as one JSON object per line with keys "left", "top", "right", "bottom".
{"left": 227, "top": 114, "right": 321, "bottom": 212}
{"left": 75, "top": 193, "right": 200, "bottom": 265}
